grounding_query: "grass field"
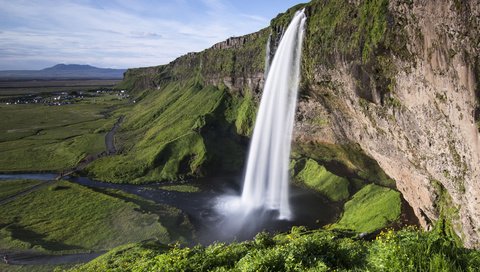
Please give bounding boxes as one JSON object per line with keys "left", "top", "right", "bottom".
{"left": 0, "top": 100, "right": 122, "bottom": 172}
{"left": 0, "top": 180, "right": 193, "bottom": 254}
{"left": 0, "top": 179, "right": 43, "bottom": 199}
{"left": 0, "top": 79, "right": 121, "bottom": 96}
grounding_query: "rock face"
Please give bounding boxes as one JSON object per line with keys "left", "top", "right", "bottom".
{"left": 294, "top": 0, "right": 479, "bottom": 247}
{"left": 118, "top": 0, "right": 479, "bottom": 247}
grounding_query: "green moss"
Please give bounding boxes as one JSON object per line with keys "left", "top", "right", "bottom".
{"left": 301, "top": 0, "right": 411, "bottom": 102}
{"left": 356, "top": 0, "right": 389, "bottom": 62}
{"left": 295, "top": 159, "right": 350, "bottom": 202}
{"left": 304, "top": 0, "right": 388, "bottom": 66}
{"left": 332, "top": 184, "right": 401, "bottom": 233}
{"left": 270, "top": 3, "right": 308, "bottom": 30}
{"left": 431, "top": 180, "right": 462, "bottom": 245}
{"left": 0, "top": 132, "right": 106, "bottom": 172}
{"left": 142, "top": 132, "right": 207, "bottom": 182}
{"left": 234, "top": 90, "right": 257, "bottom": 136}
{"left": 294, "top": 142, "right": 395, "bottom": 188}
{"left": 84, "top": 155, "right": 148, "bottom": 183}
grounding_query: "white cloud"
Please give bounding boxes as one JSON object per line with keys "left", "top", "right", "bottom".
{"left": 0, "top": 0, "right": 279, "bottom": 69}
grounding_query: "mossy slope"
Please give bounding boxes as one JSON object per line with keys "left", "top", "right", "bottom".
{"left": 86, "top": 80, "right": 253, "bottom": 183}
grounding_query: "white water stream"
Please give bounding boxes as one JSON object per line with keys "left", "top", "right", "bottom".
{"left": 240, "top": 10, "right": 306, "bottom": 220}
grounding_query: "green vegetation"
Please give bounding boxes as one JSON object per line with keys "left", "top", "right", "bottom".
{"left": 295, "top": 159, "right": 349, "bottom": 202}
{"left": 157, "top": 184, "right": 200, "bottom": 193}
{"left": 86, "top": 80, "right": 247, "bottom": 183}
{"left": 0, "top": 179, "right": 42, "bottom": 199}
{"left": 234, "top": 91, "right": 257, "bottom": 136}
{"left": 0, "top": 102, "right": 117, "bottom": 172}
{"left": 0, "top": 263, "right": 73, "bottom": 272}
{"left": 332, "top": 184, "right": 401, "bottom": 233}
{"left": 294, "top": 142, "right": 395, "bottom": 188}
{"left": 0, "top": 180, "right": 193, "bottom": 253}
{"left": 432, "top": 179, "right": 463, "bottom": 244}
{"left": 69, "top": 226, "right": 480, "bottom": 272}
{"left": 303, "top": 0, "right": 388, "bottom": 66}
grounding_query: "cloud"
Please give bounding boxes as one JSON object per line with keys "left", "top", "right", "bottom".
{"left": 0, "top": 0, "right": 287, "bottom": 70}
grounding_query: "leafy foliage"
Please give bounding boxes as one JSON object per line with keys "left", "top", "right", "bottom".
{"left": 69, "top": 227, "right": 480, "bottom": 272}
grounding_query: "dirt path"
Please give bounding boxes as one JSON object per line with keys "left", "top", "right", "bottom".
{"left": 1, "top": 250, "right": 105, "bottom": 265}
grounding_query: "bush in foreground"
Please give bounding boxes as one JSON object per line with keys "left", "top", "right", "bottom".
{"left": 67, "top": 226, "right": 480, "bottom": 272}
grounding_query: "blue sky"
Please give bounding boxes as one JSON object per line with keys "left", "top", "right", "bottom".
{"left": 0, "top": 0, "right": 307, "bottom": 70}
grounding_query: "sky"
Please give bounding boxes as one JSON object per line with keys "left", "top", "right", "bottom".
{"left": 0, "top": 0, "right": 307, "bottom": 70}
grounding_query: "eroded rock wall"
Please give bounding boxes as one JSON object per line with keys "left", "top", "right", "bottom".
{"left": 294, "top": 0, "right": 480, "bottom": 247}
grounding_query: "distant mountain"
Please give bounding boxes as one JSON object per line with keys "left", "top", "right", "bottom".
{"left": 0, "top": 64, "right": 126, "bottom": 80}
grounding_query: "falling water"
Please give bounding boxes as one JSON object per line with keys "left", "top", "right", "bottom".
{"left": 264, "top": 33, "right": 272, "bottom": 79}
{"left": 241, "top": 9, "right": 307, "bottom": 220}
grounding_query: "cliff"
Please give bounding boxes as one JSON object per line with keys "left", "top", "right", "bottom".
{"left": 296, "top": 0, "right": 480, "bottom": 248}
{"left": 90, "top": 0, "right": 479, "bottom": 247}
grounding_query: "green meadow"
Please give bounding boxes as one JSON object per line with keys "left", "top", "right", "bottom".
{"left": 0, "top": 99, "right": 121, "bottom": 172}
{"left": 0, "top": 180, "right": 193, "bottom": 254}
{"left": 0, "top": 179, "right": 42, "bottom": 199}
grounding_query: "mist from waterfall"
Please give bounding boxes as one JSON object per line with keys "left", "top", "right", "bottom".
{"left": 241, "top": 9, "right": 306, "bottom": 220}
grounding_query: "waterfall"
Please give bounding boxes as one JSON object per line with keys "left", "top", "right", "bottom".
{"left": 264, "top": 33, "right": 272, "bottom": 79}
{"left": 240, "top": 9, "right": 306, "bottom": 220}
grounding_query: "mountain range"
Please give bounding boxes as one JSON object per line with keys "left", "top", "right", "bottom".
{"left": 0, "top": 64, "right": 126, "bottom": 80}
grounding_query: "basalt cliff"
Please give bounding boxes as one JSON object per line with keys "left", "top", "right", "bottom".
{"left": 86, "top": 0, "right": 480, "bottom": 247}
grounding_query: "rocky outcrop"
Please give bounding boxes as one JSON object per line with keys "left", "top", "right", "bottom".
{"left": 293, "top": 0, "right": 480, "bottom": 247}
{"left": 211, "top": 32, "right": 264, "bottom": 50}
